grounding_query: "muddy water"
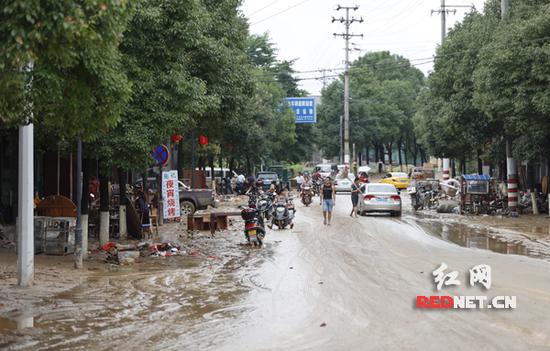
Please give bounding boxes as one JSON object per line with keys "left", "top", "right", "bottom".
{"left": 412, "top": 218, "right": 531, "bottom": 257}
{"left": 0, "top": 229, "right": 278, "bottom": 351}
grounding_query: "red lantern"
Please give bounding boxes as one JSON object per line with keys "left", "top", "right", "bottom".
{"left": 171, "top": 134, "right": 183, "bottom": 144}
{"left": 199, "top": 135, "right": 208, "bottom": 146}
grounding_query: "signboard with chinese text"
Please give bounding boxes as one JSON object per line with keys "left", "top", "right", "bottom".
{"left": 162, "top": 170, "right": 181, "bottom": 219}
{"left": 286, "top": 97, "right": 317, "bottom": 123}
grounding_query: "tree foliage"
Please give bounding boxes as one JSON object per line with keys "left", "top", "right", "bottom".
{"left": 0, "top": 0, "right": 132, "bottom": 141}
{"left": 416, "top": 0, "right": 550, "bottom": 165}
{"left": 318, "top": 51, "right": 425, "bottom": 164}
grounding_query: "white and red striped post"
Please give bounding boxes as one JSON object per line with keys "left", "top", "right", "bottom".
{"left": 506, "top": 156, "right": 518, "bottom": 217}
{"left": 442, "top": 158, "right": 450, "bottom": 181}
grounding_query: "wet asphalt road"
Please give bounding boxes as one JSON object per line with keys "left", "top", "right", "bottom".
{"left": 2, "top": 194, "right": 550, "bottom": 350}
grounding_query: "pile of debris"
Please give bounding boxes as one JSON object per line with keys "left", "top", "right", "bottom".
{"left": 100, "top": 241, "right": 184, "bottom": 265}
{"left": 0, "top": 226, "right": 15, "bottom": 250}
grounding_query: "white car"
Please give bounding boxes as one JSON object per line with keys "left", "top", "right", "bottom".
{"left": 334, "top": 172, "right": 356, "bottom": 192}
{"left": 358, "top": 183, "right": 402, "bottom": 216}
{"left": 314, "top": 163, "right": 335, "bottom": 178}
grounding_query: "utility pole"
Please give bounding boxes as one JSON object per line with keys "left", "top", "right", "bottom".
{"left": 333, "top": 5, "right": 363, "bottom": 165}
{"left": 432, "top": 0, "right": 454, "bottom": 180}
{"left": 501, "top": 0, "right": 517, "bottom": 217}
{"left": 17, "top": 62, "right": 34, "bottom": 287}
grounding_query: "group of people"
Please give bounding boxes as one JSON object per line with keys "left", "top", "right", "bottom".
{"left": 295, "top": 171, "right": 362, "bottom": 226}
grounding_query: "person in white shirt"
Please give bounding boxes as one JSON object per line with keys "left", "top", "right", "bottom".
{"left": 295, "top": 172, "right": 305, "bottom": 191}
{"left": 236, "top": 174, "right": 246, "bottom": 194}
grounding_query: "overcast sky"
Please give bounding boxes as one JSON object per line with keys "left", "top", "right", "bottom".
{"left": 241, "top": 0, "right": 488, "bottom": 95}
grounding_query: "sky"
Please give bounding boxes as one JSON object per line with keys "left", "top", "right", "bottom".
{"left": 241, "top": 0, "right": 488, "bottom": 95}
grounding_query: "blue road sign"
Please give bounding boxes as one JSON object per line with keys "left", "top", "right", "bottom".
{"left": 152, "top": 145, "right": 169, "bottom": 166}
{"left": 286, "top": 97, "right": 317, "bottom": 123}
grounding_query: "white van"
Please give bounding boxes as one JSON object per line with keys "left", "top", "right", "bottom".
{"left": 200, "top": 168, "right": 237, "bottom": 183}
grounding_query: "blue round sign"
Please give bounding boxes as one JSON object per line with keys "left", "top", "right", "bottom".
{"left": 152, "top": 145, "right": 169, "bottom": 166}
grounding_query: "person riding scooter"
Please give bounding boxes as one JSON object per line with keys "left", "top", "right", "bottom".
{"left": 300, "top": 176, "right": 314, "bottom": 206}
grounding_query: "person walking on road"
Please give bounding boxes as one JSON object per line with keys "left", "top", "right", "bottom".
{"left": 320, "top": 177, "right": 336, "bottom": 225}
{"left": 295, "top": 172, "right": 305, "bottom": 192}
{"left": 350, "top": 178, "right": 360, "bottom": 217}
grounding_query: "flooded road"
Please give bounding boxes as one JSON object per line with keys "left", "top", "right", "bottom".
{"left": 2, "top": 195, "right": 550, "bottom": 350}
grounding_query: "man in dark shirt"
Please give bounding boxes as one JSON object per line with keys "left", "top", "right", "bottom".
{"left": 350, "top": 178, "right": 360, "bottom": 217}
{"left": 320, "top": 177, "right": 336, "bottom": 225}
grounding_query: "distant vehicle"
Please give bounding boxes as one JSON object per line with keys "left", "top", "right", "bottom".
{"left": 358, "top": 183, "right": 402, "bottom": 216}
{"left": 201, "top": 168, "right": 237, "bottom": 183}
{"left": 314, "top": 164, "right": 336, "bottom": 178}
{"left": 133, "top": 178, "right": 214, "bottom": 215}
{"left": 409, "top": 167, "right": 435, "bottom": 181}
{"left": 380, "top": 172, "right": 410, "bottom": 190}
{"left": 256, "top": 171, "right": 280, "bottom": 191}
{"left": 358, "top": 165, "right": 372, "bottom": 174}
{"left": 334, "top": 172, "right": 356, "bottom": 192}
{"left": 268, "top": 165, "right": 291, "bottom": 189}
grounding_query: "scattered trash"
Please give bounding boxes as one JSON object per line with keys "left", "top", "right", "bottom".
{"left": 437, "top": 200, "right": 459, "bottom": 213}
{"left": 150, "top": 243, "right": 181, "bottom": 257}
{"left": 320, "top": 322, "right": 327, "bottom": 327}
{"left": 100, "top": 242, "right": 117, "bottom": 252}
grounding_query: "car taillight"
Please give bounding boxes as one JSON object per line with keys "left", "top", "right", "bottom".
{"left": 364, "top": 195, "right": 375, "bottom": 200}
{"left": 391, "top": 195, "right": 401, "bottom": 201}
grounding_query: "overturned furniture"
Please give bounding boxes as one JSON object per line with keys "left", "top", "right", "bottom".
{"left": 187, "top": 211, "right": 240, "bottom": 234}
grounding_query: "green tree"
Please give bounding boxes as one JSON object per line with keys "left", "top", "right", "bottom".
{"left": 0, "top": 0, "right": 132, "bottom": 141}
{"left": 318, "top": 51, "right": 424, "bottom": 165}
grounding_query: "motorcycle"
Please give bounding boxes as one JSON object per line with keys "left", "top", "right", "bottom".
{"left": 422, "top": 189, "right": 439, "bottom": 210}
{"left": 312, "top": 178, "right": 322, "bottom": 196}
{"left": 270, "top": 197, "right": 294, "bottom": 229}
{"left": 240, "top": 207, "right": 266, "bottom": 246}
{"left": 256, "top": 192, "right": 275, "bottom": 220}
{"left": 409, "top": 187, "right": 423, "bottom": 211}
{"left": 301, "top": 185, "right": 314, "bottom": 206}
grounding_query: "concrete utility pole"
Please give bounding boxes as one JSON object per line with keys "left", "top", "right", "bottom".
{"left": 17, "top": 123, "right": 34, "bottom": 286}
{"left": 432, "top": 0, "right": 455, "bottom": 180}
{"left": 17, "top": 62, "right": 34, "bottom": 286}
{"left": 333, "top": 5, "right": 363, "bottom": 165}
{"left": 501, "top": 0, "right": 518, "bottom": 216}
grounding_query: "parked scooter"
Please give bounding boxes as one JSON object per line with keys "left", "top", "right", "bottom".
{"left": 240, "top": 207, "right": 266, "bottom": 246}
{"left": 257, "top": 192, "right": 275, "bottom": 220}
{"left": 301, "top": 184, "right": 314, "bottom": 206}
{"left": 408, "top": 187, "right": 423, "bottom": 211}
{"left": 270, "top": 197, "right": 294, "bottom": 229}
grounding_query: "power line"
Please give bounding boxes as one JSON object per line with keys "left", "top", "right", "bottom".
{"left": 251, "top": 0, "right": 314, "bottom": 26}
{"left": 248, "top": 0, "right": 284, "bottom": 17}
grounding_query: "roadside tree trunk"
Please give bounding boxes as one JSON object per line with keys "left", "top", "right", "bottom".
{"left": 397, "top": 139, "right": 403, "bottom": 171}
{"left": 477, "top": 150, "right": 483, "bottom": 175}
{"left": 386, "top": 142, "right": 393, "bottom": 169}
{"left": 413, "top": 140, "right": 418, "bottom": 166}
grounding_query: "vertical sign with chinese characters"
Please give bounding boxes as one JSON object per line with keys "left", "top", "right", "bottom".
{"left": 286, "top": 97, "right": 317, "bottom": 123}
{"left": 162, "top": 170, "right": 181, "bottom": 219}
